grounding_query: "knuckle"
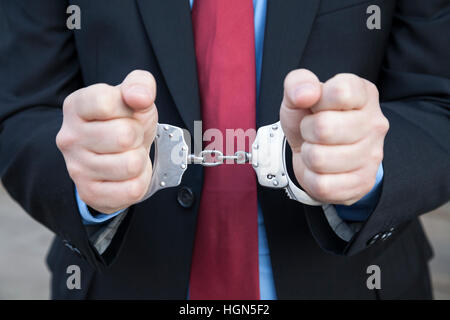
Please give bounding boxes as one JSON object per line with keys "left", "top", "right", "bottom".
{"left": 62, "top": 92, "right": 76, "bottom": 112}
{"left": 374, "top": 116, "right": 390, "bottom": 134}
{"left": 313, "top": 114, "right": 333, "bottom": 142}
{"left": 371, "top": 148, "right": 384, "bottom": 163}
{"left": 334, "top": 73, "right": 360, "bottom": 84}
{"left": 95, "top": 198, "right": 119, "bottom": 214}
{"left": 127, "top": 151, "right": 147, "bottom": 177}
{"left": 127, "top": 178, "right": 147, "bottom": 203}
{"left": 99, "top": 206, "right": 120, "bottom": 215}
{"left": 149, "top": 104, "right": 159, "bottom": 125}
{"left": 129, "top": 69, "right": 152, "bottom": 79}
{"left": 330, "top": 78, "right": 353, "bottom": 105}
{"left": 84, "top": 181, "right": 98, "bottom": 198}
{"left": 284, "top": 70, "right": 299, "bottom": 87}
{"left": 366, "top": 81, "right": 379, "bottom": 98}
{"left": 310, "top": 176, "right": 330, "bottom": 199}
{"left": 145, "top": 71, "right": 157, "bottom": 89}
{"left": 56, "top": 129, "right": 76, "bottom": 151}
{"left": 55, "top": 131, "right": 66, "bottom": 150}
{"left": 78, "top": 193, "right": 92, "bottom": 206}
{"left": 95, "top": 97, "right": 114, "bottom": 118}
{"left": 142, "top": 105, "right": 159, "bottom": 135}
{"left": 94, "top": 87, "right": 116, "bottom": 116}
{"left": 93, "top": 83, "right": 111, "bottom": 92}
{"left": 129, "top": 70, "right": 157, "bottom": 89}
{"left": 78, "top": 185, "right": 95, "bottom": 205}
{"left": 117, "top": 123, "right": 137, "bottom": 149}
{"left": 66, "top": 162, "right": 83, "bottom": 181}
{"left": 356, "top": 169, "right": 375, "bottom": 196}
{"left": 363, "top": 174, "right": 376, "bottom": 195}
{"left": 128, "top": 70, "right": 144, "bottom": 77}
{"left": 306, "top": 145, "right": 325, "bottom": 171}
{"left": 284, "top": 69, "right": 316, "bottom": 88}
{"left": 336, "top": 199, "right": 356, "bottom": 206}
{"left": 341, "top": 199, "right": 357, "bottom": 206}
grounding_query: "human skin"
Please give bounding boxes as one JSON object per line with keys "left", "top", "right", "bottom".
{"left": 280, "top": 69, "right": 389, "bottom": 205}
{"left": 56, "top": 70, "right": 158, "bottom": 214}
{"left": 56, "top": 68, "right": 389, "bottom": 213}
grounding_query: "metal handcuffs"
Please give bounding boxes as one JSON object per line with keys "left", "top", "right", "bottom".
{"left": 143, "top": 122, "right": 322, "bottom": 206}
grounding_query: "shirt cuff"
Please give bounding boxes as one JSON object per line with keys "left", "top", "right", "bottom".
{"left": 75, "top": 186, "right": 127, "bottom": 225}
{"left": 334, "top": 163, "right": 384, "bottom": 222}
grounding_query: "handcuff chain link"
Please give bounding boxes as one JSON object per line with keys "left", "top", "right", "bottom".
{"left": 188, "top": 150, "right": 251, "bottom": 167}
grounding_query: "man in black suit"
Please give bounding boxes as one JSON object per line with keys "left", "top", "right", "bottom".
{"left": 0, "top": 0, "right": 448, "bottom": 299}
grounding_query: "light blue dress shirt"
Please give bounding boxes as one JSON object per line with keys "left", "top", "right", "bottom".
{"left": 77, "top": 0, "right": 383, "bottom": 300}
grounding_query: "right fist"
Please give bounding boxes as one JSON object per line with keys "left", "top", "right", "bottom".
{"left": 56, "top": 70, "right": 158, "bottom": 214}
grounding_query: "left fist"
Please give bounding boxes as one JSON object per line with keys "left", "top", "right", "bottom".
{"left": 280, "top": 69, "right": 389, "bottom": 205}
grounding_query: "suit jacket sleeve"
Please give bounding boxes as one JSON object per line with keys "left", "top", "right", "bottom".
{"left": 0, "top": 1, "right": 131, "bottom": 270}
{"left": 304, "top": 0, "right": 450, "bottom": 255}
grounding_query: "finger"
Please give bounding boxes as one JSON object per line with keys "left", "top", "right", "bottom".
{"left": 311, "top": 73, "right": 368, "bottom": 113}
{"left": 280, "top": 69, "right": 322, "bottom": 151}
{"left": 300, "top": 138, "right": 381, "bottom": 174}
{"left": 80, "top": 118, "right": 144, "bottom": 154}
{"left": 79, "top": 148, "right": 149, "bottom": 181}
{"left": 133, "top": 102, "right": 158, "bottom": 146}
{"left": 282, "top": 69, "right": 322, "bottom": 110}
{"left": 300, "top": 110, "right": 369, "bottom": 145}
{"left": 120, "top": 70, "right": 157, "bottom": 112}
{"left": 293, "top": 153, "right": 378, "bottom": 204}
{"left": 73, "top": 84, "right": 134, "bottom": 121}
{"left": 78, "top": 161, "right": 153, "bottom": 213}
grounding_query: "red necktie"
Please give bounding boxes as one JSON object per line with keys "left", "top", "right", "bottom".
{"left": 189, "top": 0, "right": 259, "bottom": 299}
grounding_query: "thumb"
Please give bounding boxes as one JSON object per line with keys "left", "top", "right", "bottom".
{"left": 280, "top": 69, "right": 321, "bottom": 152}
{"left": 120, "top": 70, "right": 157, "bottom": 112}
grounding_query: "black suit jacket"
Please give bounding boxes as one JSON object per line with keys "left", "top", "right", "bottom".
{"left": 0, "top": 0, "right": 449, "bottom": 299}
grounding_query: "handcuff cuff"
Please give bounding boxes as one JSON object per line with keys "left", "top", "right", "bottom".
{"left": 143, "top": 121, "right": 323, "bottom": 206}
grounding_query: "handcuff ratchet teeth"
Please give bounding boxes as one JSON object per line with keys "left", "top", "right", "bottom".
{"left": 142, "top": 122, "right": 322, "bottom": 206}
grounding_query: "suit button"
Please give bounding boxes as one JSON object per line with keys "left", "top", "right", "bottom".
{"left": 177, "top": 186, "right": 195, "bottom": 208}
{"left": 382, "top": 231, "right": 393, "bottom": 241}
{"left": 367, "top": 233, "right": 381, "bottom": 246}
{"left": 63, "top": 240, "right": 83, "bottom": 258}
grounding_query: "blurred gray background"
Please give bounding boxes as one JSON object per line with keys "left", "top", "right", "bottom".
{"left": 0, "top": 182, "right": 449, "bottom": 299}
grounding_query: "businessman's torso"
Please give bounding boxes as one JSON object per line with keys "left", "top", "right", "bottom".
{"left": 48, "top": 0, "right": 433, "bottom": 299}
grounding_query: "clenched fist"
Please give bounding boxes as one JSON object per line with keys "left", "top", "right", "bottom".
{"left": 280, "top": 69, "right": 389, "bottom": 205}
{"left": 56, "top": 70, "right": 158, "bottom": 213}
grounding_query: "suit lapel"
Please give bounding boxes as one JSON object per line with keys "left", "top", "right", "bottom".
{"left": 136, "top": 0, "right": 201, "bottom": 134}
{"left": 257, "top": 0, "right": 320, "bottom": 127}
{"left": 136, "top": 0, "right": 320, "bottom": 132}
